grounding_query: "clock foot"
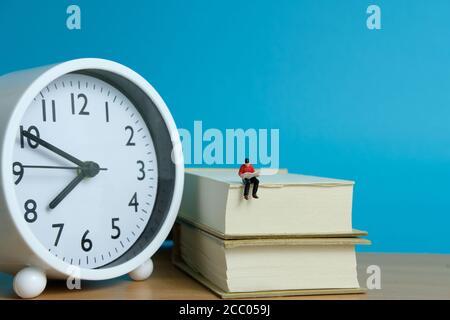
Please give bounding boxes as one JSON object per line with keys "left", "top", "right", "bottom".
{"left": 13, "top": 267, "right": 47, "bottom": 299}
{"left": 128, "top": 258, "right": 153, "bottom": 281}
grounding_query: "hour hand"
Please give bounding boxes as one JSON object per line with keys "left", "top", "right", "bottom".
{"left": 49, "top": 172, "right": 85, "bottom": 209}
{"left": 48, "top": 162, "right": 103, "bottom": 209}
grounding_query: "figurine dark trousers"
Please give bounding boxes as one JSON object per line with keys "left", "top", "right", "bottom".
{"left": 243, "top": 177, "right": 259, "bottom": 196}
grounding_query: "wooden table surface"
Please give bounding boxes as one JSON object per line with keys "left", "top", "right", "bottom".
{"left": 0, "top": 249, "right": 449, "bottom": 299}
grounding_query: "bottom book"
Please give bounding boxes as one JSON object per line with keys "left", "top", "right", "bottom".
{"left": 172, "top": 222, "right": 371, "bottom": 299}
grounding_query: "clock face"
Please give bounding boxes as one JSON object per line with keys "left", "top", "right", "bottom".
{"left": 12, "top": 73, "right": 158, "bottom": 269}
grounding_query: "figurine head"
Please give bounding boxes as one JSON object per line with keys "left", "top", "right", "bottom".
{"left": 244, "top": 158, "right": 250, "bottom": 165}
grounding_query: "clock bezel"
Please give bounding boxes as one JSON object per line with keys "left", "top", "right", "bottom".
{"left": 1, "top": 58, "right": 184, "bottom": 280}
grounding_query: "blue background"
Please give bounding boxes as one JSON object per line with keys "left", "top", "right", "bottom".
{"left": 1, "top": 0, "right": 449, "bottom": 253}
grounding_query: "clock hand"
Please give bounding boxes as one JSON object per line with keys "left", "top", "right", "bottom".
{"left": 21, "top": 131, "right": 84, "bottom": 167}
{"left": 22, "top": 165, "right": 79, "bottom": 170}
{"left": 20, "top": 132, "right": 107, "bottom": 209}
{"left": 21, "top": 165, "right": 108, "bottom": 170}
{"left": 48, "top": 161, "right": 103, "bottom": 210}
{"left": 49, "top": 172, "right": 85, "bottom": 209}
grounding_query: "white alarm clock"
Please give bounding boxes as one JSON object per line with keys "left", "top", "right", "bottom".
{"left": 0, "top": 58, "right": 184, "bottom": 298}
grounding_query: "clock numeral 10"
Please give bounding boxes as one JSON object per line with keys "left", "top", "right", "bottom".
{"left": 128, "top": 192, "right": 139, "bottom": 212}
{"left": 20, "top": 125, "right": 40, "bottom": 149}
{"left": 24, "top": 199, "right": 37, "bottom": 223}
{"left": 81, "top": 230, "right": 93, "bottom": 252}
{"left": 41, "top": 99, "right": 56, "bottom": 122}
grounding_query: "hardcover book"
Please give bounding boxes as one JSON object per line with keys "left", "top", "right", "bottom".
{"left": 173, "top": 222, "right": 370, "bottom": 298}
{"left": 179, "top": 170, "right": 356, "bottom": 237}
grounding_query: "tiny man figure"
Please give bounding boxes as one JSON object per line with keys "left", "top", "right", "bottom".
{"left": 238, "top": 158, "right": 259, "bottom": 200}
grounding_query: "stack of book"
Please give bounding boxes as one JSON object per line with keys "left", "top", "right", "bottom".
{"left": 173, "top": 169, "right": 370, "bottom": 298}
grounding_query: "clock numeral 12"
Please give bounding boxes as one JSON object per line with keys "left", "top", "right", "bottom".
{"left": 71, "top": 93, "right": 89, "bottom": 115}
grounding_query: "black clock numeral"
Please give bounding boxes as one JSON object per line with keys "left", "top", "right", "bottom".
{"left": 111, "top": 218, "right": 121, "bottom": 239}
{"left": 137, "top": 160, "right": 145, "bottom": 180}
{"left": 42, "top": 99, "right": 56, "bottom": 122}
{"left": 52, "top": 223, "right": 64, "bottom": 247}
{"left": 128, "top": 192, "right": 139, "bottom": 212}
{"left": 70, "top": 93, "right": 75, "bottom": 114}
{"left": 20, "top": 125, "right": 40, "bottom": 149}
{"left": 24, "top": 199, "right": 37, "bottom": 223}
{"left": 81, "top": 230, "right": 93, "bottom": 252}
{"left": 13, "top": 162, "right": 24, "bottom": 185}
{"left": 71, "top": 93, "right": 89, "bottom": 115}
{"left": 125, "top": 126, "right": 135, "bottom": 146}
{"left": 105, "top": 101, "right": 110, "bottom": 122}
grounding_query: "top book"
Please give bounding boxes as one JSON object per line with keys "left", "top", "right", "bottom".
{"left": 179, "top": 170, "right": 357, "bottom": 238}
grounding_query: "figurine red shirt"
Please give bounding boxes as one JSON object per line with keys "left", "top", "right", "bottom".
{"left": 238, "top": 164, "right": 255, "bottom": 176}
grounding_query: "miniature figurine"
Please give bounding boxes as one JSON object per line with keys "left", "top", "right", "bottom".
{"left": 238, "top": 158, "right": 259, "bottom": 200}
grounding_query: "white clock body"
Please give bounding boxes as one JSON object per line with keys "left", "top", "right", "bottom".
{"left": 0, "top": 59, "right": 184, "bottom": 292}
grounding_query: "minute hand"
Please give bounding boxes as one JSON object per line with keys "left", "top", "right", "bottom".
{"left": 22, "top": 131, "right": 84, "bottom": 167}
